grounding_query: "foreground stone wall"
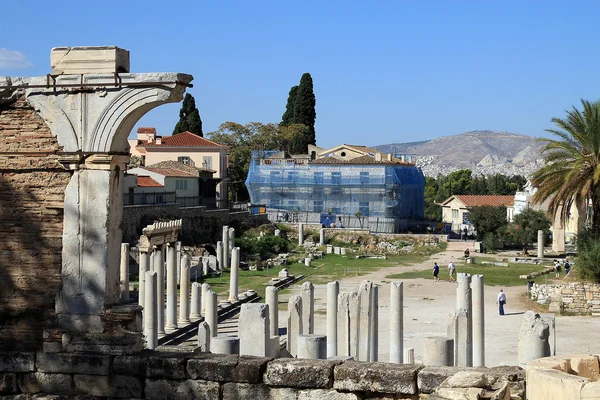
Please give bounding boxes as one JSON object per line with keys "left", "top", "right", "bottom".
{"left": 0, "top": 97, "right": 71, "bottom": 351}
{"left": 530, "top": 282, "right": 600, "bottom": 315}
{"left": 527, "top": 354, "right": 600, "bottom": 399}
{"left": 0, "top": 351, "right": 525, "bottom": 399}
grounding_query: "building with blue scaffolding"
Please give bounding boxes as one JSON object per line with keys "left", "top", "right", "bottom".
{"left": 245, "top": 144, "right": 425, "bottom": 232}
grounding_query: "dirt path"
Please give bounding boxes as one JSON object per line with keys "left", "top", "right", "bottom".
{"left": 278, "top": 242, "right": 600, "bottom": 366}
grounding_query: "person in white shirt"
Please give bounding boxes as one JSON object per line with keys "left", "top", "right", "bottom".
{"left": 447, "top": 261, "right": 456, "bottom": 282}
{"left": 496, "top": 289, "right": 507, "bottom": 315}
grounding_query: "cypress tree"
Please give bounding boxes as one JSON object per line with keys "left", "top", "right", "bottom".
{"left": 281, "top": 85, "right": 298, "bottom": 126}
{"left": 174, "top": 93, "right": 203, "bottom": 136}
{"left": 291, "top": 73, "right": 316, "bottom": 149}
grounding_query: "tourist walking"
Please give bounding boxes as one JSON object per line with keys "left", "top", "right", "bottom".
{"left": 433, "top": 262, "right": 440, "bottom": 282}
{"left": 464, "top": 248, "right": 470, "bottom": 263}
{"left": 496, "top": 289, "right": 506, "bottom": 315}
{"left": 564, "top": 259, "right": 571, "bottom": 277}
{"left": 448, "top": 261, "right": 456, "bottom": 282}
{"left": 554, "top": 260, "right": 561, "bottom": 278}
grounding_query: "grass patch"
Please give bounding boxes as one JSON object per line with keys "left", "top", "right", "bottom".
{"left": 387, "top": 256, "right": 551, "bottom": 287}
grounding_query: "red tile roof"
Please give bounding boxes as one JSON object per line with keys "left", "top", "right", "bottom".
{"left": 144, "top": 167, "right": 196, "bottom": 177}
{"left": 452, "top": 195, "right": 514, "bottom": 207}
{"left": 311, "top": 154, "right": 412, "bottom": 165}
{"left": 142, "top": 131, "right": 228, "bottom": 148}
{"left": 137, "top": 127, "right": 156, "bottom": 134}
{"left": 137, "top": 176, "right": 163, "bottom": 187}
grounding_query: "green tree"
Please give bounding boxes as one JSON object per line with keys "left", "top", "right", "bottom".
{"left": 173, "top": 93, "right": 203, "bottom": 136}
{"left": 468, "top": 205, "right": 507, "bottom": 239}
{"left": 576, "top": 224, "right": 600, "bottom": 282}
{"left": 531, "top": 99, "right": 600, "bottom": 238}
{"left": 507, "top": 208, "right": 550, "bottom": 255}
{"left": 424, "top": 177, "right": 442, "bottom": 221}
{"left": 281, "top": 85, "right": 298, "bottom": 126}
{"left": 285, "top": 73, "right": 316, "bottom": 153}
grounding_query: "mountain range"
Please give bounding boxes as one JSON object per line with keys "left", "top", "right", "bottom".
{"left": 375, "top": 130, "right": 546, "bottom": 177}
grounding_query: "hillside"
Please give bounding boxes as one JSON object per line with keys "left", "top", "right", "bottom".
{"left": 376, "top": 130, "right": 546, "bottom": 177}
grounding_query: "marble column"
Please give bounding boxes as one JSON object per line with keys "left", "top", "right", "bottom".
{"left": 144, "top": 271, "right": 158, "bottom": 350}
{"left": 390, "top": 281, "right": 404, "bottom": 364}
{"left": 297, "top": 334, "right": 327, "bottom": 359}
{"left": 518, "top": 311, "right": 551, "bottom": 367}
{"left": 176, "top": 241, "right": 182, "bottom": 282}
{"left": 138, "top": 250, "right": 150, "bottom": 307}
{"left": 205, "top": 290, "right": 218, "bottom": 338}
{"left": 403, "top": 348, "right": 415, "bottom": 364}
{"left": 301, "top": 282, "right": 314, "bottom": 334}
{"left": 228, "top": 227, "right": 235, "bottom": 253}
{"left": 319, "top": 228, "right": 325, "bottom": 245}
{"left": 155, "top": 247, "right": 165, "bottom": 334}
{"left": 222, "top": 226, "right": 230, "bottom": 270}
{"left": 165, "top": 243, "right": 178, "bottom": 330}
{"left": 472, "top": 274, "right": 485, "bottom": 367}
{"left": 287, "top": 295, "right": 303, "bottom": 357}
{"left": 370, "top": 285, "right": 379, "bottom": 362}
{"left": 357, "top": 280, "right": 374, "bottom": 361}
{"left": 298, "top": 223, "right": 304, "bottom": 246}
{"left": 327, "top": 281, "right": 339, "bottom": 358}
{"left": 178, "top": 255, "right": 191, "bottom": 324}
{"left": 424, "top": 336, "right": 454, "bottom": 366}
{"left": 228, "top": 247, "right": 240, "bottom": 301}
{"left": 455, "top": 273, "right": 472, "bottom": 367}
{"left": 216, "top": 241, "right": 223, "bottom": 270}
{"left": 190, "top": 282, "right": 202, "bottom": 319}
{"left": 266, "top": 286, "right": 279, "bottom": 337}
{"left": 120, "top": 243, "right": 130, "bottom": 302}
{"left": 201, "top": 283, "right": 211, "bottom": 314}
{"left": 537, "top": 230, "right": 544, "bottom": 259}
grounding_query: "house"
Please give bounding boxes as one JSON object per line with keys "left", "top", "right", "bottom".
{"left": 245, "top": 144, "right": 425, "bottom": 232}
{"left": 124, "top": 161, "right": 220, "bottom": 207}
{"left": 440, "top": 195, "right": 515, "bottom": 236}
{"left": 127, "top": 127, "right": 229, "bottom": 203}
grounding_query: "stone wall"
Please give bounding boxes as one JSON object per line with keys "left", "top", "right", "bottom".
{"left": 0, "top": 97, "right": 71, "bottom": 351}
{"left": 0, "top": 351, "right": 525, "bottom": 399}
{"left": 530, "top": 282, "right": 600, "bottom": 315}
{"left": 527, "top": 354, "right": 600, "bottom": 399}
{"left": 122, "top": 205, "right": 269, "bottom": 245}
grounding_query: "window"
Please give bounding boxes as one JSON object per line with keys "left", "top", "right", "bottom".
{"left": 313, "top": 201, "right": 324, "bottom": 213}
{"left": 331, "top": 207, "right": 341, "bottom": 214}
{"left": 287, "top": 200, "right": 297, "bottom": 208}
{"left": 359, "top": 202, "right": 370, "bottom": 217}
{"left": 178, "top": 156, "right": 191, "bottom": 165}
{"left": 331, "top": 172, "right": 341, "bottom": 185}
{"left": 452, "top": 209, "right": 459, "bottom": 221}
{"left": 313, "top": 172, "right": 324, "bottom": 184}
{"left": 287, "top": 171, "right": 298, "bottom": 182}
{"left": 202, "top": 156, "right": 213, "bottom": 170}
{"left": 176, "top": 180, "right": 188, "bottom": 191}
{"left": 360, "top": 171, "right": 369, "bottom": 184}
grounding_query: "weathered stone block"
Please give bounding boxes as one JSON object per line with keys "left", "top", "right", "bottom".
{"left": 0, "top": 372, "right": 18, "bottom": 394}
{"left": 146, "top": 353, "right": 188, "bottom": 379}
{"left": 264, "top": 359, "right": 338, "bottom": 389}
{"left": 145, "top": 378, "right": 220, "bottom": 400}
{"left": 582, "top": 381, "right": 600, "bottom": 399}
{"left": 36, "top": 352, "right": 110, "bottom": 375}
{"left": 435, "top": 387, "right": 486, "bottom": 399}
{"left": 236, "top": 356, "right": 272, "bottom": 383}
{"left": 73, "top": 374, "right": 143, "bottom": 398}
{"left": 333, "top": 361, "right": 419, "bottom": 394}
{"left": 0, "top": 353, "right": 35, "bottom": 372}
{"left": 298, "top": 389, "right": 360, "bottom": 399}
{"left": 222, "top": 382, "right": 298, "bottom": 400}
{"left": 526, "top": 367, "right": 589, "bottom": 400}
{"left": 418, "top": 367, "right": 462, "bottom": 394}
{"left": 444, "top": 371, "right": 489, "bottom": 388}
{"left": 187, "top": 353, "right": 237, "bottom": 381}
{"left": 569, "top": 355, "right": 600, "bottom": 381}
{"left": 18, "top": 372, "right": 74, "bottom": 396}
{"left": 113, "top": 354, "right": 147, "bottom": 377}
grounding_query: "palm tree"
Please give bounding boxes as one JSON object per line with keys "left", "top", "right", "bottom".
{"left": 530, "top": 99, "right": 600, "bottom": 238}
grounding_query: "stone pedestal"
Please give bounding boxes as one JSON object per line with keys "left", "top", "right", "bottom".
{"left": 301, "top": 282, "right": 315, "bottom": 334}
{"left": 120, "top": 243, "right": 130, "bottom": 302}
{"left": 166, "top": 244, "right": 178, "bottom": 330}
{"left": 403, "top": 348, "right": 415, "bottom": 364}
{"left": 144, "top": 271, "right": 158, "bottom": 350}
{"left": 287, "top": 295, "right": 303, "bottom": 357}
{"left": 337, "top": 291, "right": 359, "bottom": 358}
{"left": 297, "top": 334, "right": 327, "bottom": 359}
{"left": 222, "top": 226, "right": 230, "bottom": 271}
{"left": 327, "top": 281, "right": 339, "bottom": 358}
{"left": 239, "top": 304, "right": 275, "bottom": 357}
{"left": 390, "top": 281, "right": 404, "bottom": 364}
{"left": 205, "top": 290, "right": 218, "bottom": 338}
{"left": 334, "top": 246, "right": 340, "bottom": 255}
{"left": 190, "top": 282, "right": 201, "bottom": 319}
{"left": 327, "top": 245, "right": 333, "bottom": 254}
{"left": 424, "top": 336, "right": 454, "bottom": 366}
{"left": 319, "top": 228, "right": 325, "bottom": 245}
{"left": 178, "top": 255, "right": 191, "bottom": 324}
{"left": 357, "top": 280, "right": 375, "bottom": 362}
{"left": 197, "top": 321, "right": 210, "bottom": 352}
{"left": 228, "top": 247, "right": 240, "bottom": 301}
{"left": 266, "top": 286, "right": 279, "bottom": 337}
{"left": 472, "top": 274, "right": 485, "bottom": 367}
{"left": 340, "top": 248, "right": 347, "bottom": 255}
{"left": 370, "top": 285, "right": 379, "bottom": 362}
{"left": 518, "top": 311, "right": 551, "bottom": 367}
{"left": 138, "top": 250, "right": 150, "bottom": 308}
{"left": 537, "top": 230, "right": 544, "bottom": 259}
{"left": 298, "top": 223, "right": 304, "bottom": 246}
{"left": 304, "top": 257, "right": 312, "bottom": 267}
{"left": 211, "top": 336, "right": 240, "bottom": 355}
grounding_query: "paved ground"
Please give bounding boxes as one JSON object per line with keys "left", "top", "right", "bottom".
{"left": 277, "top": 241, "right": 600, "bottom": 366}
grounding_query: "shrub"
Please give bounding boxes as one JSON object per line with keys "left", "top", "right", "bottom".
{"left": 482, "top": 233, "right": 496, "bottom": 254}
{"left": 576, "top": 226, "right": 600, "bottom": 282}
{"left": 236, "top": 235, "right": 289, "bottom": 260}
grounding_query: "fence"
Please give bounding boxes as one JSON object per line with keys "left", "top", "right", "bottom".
{"left": 123, "top": 191, "right": 177, "bottom": 206}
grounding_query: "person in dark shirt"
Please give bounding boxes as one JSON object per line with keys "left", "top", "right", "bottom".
{"left": 433, "top": 262, "right": 440, "bottom": 281}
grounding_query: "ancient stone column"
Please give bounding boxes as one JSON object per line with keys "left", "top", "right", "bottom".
{"left": 357, "top": 280, "right": 374, "bottom": 361}
{"left": 518, "top": 311, "right": 551, "bottom": 367}
{"left": 138, "top": 250, "right": 150, "bottom": 307}
{"left": 390, "top": 281, "right": 404, "bottom": 364}
{"left": 201, "top": 283, "right": 211, "bottom": 314}
{"left": 370, "top": 284, "right": 379, "bottom": 362}
{"left": 165, "top": 244, "right": 178, "bottom": 330}
{"left": 297, "top": 334, "right": 327, "bottom": 359}
{"left": 197, "top": 321, "right": 210, "bottom": 352}
{"left": 537, "top": 230, "right": 544, "bottom": 259}
{"left": 178, "top": 255, "right": 191, "bottom": 324}
{"left": 216, "top": 241, "right": 223, "bottom": 271}
{"left": 228, "top": 247, "right": 240, "bottom": 301}
{"left": 228, "top": 227, "right": 235, "bottom": 253}
{"left": 455, "top": 273, "right": 473, "bottom": 367}
{"left": 144, "top": 271, "right": 158, "bottom": 350}
{"left": 205, "top": 290, "right": 218, "bottom": 338}
{"left": 472, "top": 274, "right": 485, "bottom": 367}
{"left": 154, "top": 247, "right": 165, "bottom": 334}
{"left": 298, "top": 223, "right": 304, "bottom": 246}
{"left": 176, "top": 241, "right": 182, "bottom": 282}
{"left": 337, "top": 291, "right": 360, "bottom": 358}
{"left": 211, "top": 336, "right": 240, "bottom": 355}
{"left": 403, "top": 348, "right": 415, "bottom": 364}
{"left": 424, "top": 336, "right": 454, "bottom": 366}
{"left": 327, "top": 281, "right": 339, "bottom": 358}
{"left": 266, "top": 286, "right": 279, "bottom": 337}
{"left": 222, "top": 226, "right": 230, "bottom": 270}
{"left": 320, "top": 228, "right": 325, "bottom": 245}
{"left": 190, "top": 282, "right": 201, "bottom": 319}
{"left": 301, "top": 282, "right": 315, "bottom": 334}
{"left": 287, "top": 295, "right": 303, "bottom": 357}
{"left": 120, "top": 243, "right": 130, "bottom": 302}
{"left": 239, "top": 304, "right": 274, "bottom": 357}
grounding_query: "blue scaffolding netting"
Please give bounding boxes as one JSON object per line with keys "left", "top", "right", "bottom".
{"left": 246, "top": 151, "right": 425, "bottom": 219}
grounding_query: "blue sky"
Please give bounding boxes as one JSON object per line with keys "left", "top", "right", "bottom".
{"left": 2, "top": 1, "right": 599, "bottom": 148}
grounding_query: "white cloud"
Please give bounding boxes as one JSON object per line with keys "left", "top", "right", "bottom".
{"left": 0, "top": 48, "right": 34, "bottom": 69}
